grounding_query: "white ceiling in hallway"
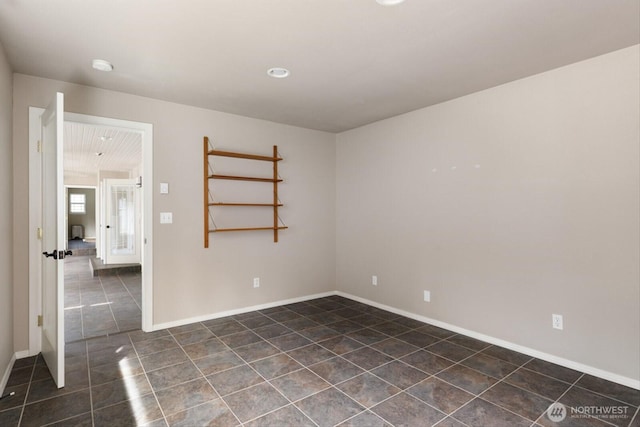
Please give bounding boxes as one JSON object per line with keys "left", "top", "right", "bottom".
{"left": 64, "top": 122, "right": 141, "bottom": 180}
{"left": 1, "top": 0, "right": 638, "bottom": 133}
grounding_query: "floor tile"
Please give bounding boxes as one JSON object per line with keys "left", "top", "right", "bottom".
{"left": 206, "top": 364, "right": 264, "bottom": 396}
{"left": 400, "top": 349, "right": 454, "bottom": 375}
{"left": 436, "top": 364, "right": 497, "bottom": 395}
{"left": 559, "top": 385, "right": 637, "bottom": 427}
{"left": 371, "top": 360, "right": 429, "bottom": 389}
{"left": 133, "top": 336, "right": 179, "bottom": 357}
{"left": 155, "top": 378, "right": 218, "bottom": 416}
{"left": 346, "top": 328, "right": 390, "bottom": 345}
{"left": 253, "top": 323, "right": 292, "bottom": 339}
{"left": 407, "top": 377, "right": 474, "bottom": 414}
{"left": 281, "top": 317, "right": 319, "bottom": 331}
{"left": 337, "top": 411, "right": 392, "bottom": 427}
{"left": 396, "top": 330, "right": 440, "bottom": 348}
{"left": 233, "top": 340, "right": 281, "bottom": 362}
{"left": 205, "top": 320, "right": 247, "bottom": 337}
{"left": 505, "top": 367, "right": 572, "bottom": 400}
{"left": 0, "top": 407, "right": 21, "bottom": 427}
{"left": 165, "top": 399, "right": 238, "bottom": 427}
{"left": 337, "top": 372, "right": 401, "bottom": 407}
{"left": 370, "top": 322, "right": 412, "bottom": 337}
{"left": 268, "top": 332, "right": 313, "bottom": 351}
{"left": 181, "top": 338, "right": 227, "bottom": 359}
{"left": 244, "top": 404, "right": 316, "bottom": 427}
{"left": 223, "top": 382, "right": 289, "bottom": 423}
{"left": 426, "top": 340, "right": 476, "bottom": 362}
{"left": 93, "top": 393, "right": 163, "bottom": 427}
{"left": 447, "top": 334, "right": 491, "bottom": 351}
{"left": 452, "top": 398, "right": 530, "bottom": 427}
{"left": 90, "top": 356, "right": 144, "bottom": 385}
{"left": 524, "top": 358, "right": 583, "bottom": 383}
{"left": 480, "top": 381, "right": 553, "bottom": 421}
{"left": 371, "top": 338, "right": 420, "bottom": 358}
{"left": 20, "top": 389, "right": 91, "bottom": 426}
{"left": 270, "top": 368, "right": 331, "bottom": 402}
{"left": 461, "top": 352, "right": 519, "bottom": 379}
{"left": 309, "top": 357, "right": 365, "bottom": 385}
{"left": 299, "top": 325, "right": 341, "bottom": 342}
{"left": 287, "top": 343, "right": 336, "bottom": 366}
{"left": 296, "top": 387, "right": 365, "bottom": 427}
{"left": 251, "top": 353, "right": 303, "bottom": 379}
{"left": 415, "top": 324, "right": 456, "bottom": 339}
{"left": 91, "top": 373, "right": 152, "bottom": 409}
{"left": 220, "top": 330, "right": 264, "bottom": 349}
{"left": 139, "top": 347, "right": 189, "bottom": 372}
{"left": 192, "top": 350, "right": 244, "bottom": 376}
{"left": 372, "top": 392, "right": 445, "bottom": 426}
{"left": 172, "top": 329, "right": 215, "bottom": 346}
{"left": 318, "top": 336, "right": 364, "bottom": 355}
{"left": 343, "top": 347, "right": 394, "bottom": 371}
{"left": 26, "top": 368, "right": 89, "bottom": 403}
{"left": 146, "top": 360, "right": 202, "bottom": 391}
{"left": 576, "top": 374, "right": 640, "bottom": 406}
{"left": 481, "top": 345, "right": 533, "bottom": 366}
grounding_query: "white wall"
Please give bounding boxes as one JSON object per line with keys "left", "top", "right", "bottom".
{"left": 336, "top": 46, "right": 640, "bottom": 382}
{"left": 0, "top": 40, "right": 13, "bottom": 388}
{"left": 12, "top": 75, "right": 336, "bottom": 350}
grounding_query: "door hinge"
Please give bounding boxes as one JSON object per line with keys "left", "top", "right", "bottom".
{"left": 37, "top": 227, "right": 43, "bottom": 240}
{"left": 37, "top": 140, "right": 41, "bottom": 153}
{"left": 37, "top": 315, "right": 43, "bottom": 327}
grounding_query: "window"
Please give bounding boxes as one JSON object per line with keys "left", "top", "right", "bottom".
{"left": 69, "top": 193, "right": 86, "bottom": 214}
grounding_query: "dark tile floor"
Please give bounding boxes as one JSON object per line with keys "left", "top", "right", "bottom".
{"left": 64, "top": 255, "right": 141, "bottom": 341}
{"left": 1, "top": 296, "right": 639, "bottom": 426}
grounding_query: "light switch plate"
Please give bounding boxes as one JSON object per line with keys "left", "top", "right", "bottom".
{"left": 160, "top": 212, "right": 173, "bottom": 224}
{"left": 160, "top": 182, "right": 169, "bottom": 194}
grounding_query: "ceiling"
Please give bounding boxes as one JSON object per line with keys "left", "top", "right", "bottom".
{"left": 64, "top": 122, "right": 141, "bottom": 180}
{"left": 0, "top": 0, "right": 638, "bottom": 133}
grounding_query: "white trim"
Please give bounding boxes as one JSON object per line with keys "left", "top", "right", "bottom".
{"left": 0, "top": 353, "right": 16, "bottom": 395}
{"left": 14, "top": 350, "right": 35, "bottom": 359}
{"left": 28, "top": 109, "right": 154, "bottom": 357}
{"left": 152, "top": 291, "right": 336, "bottom": 331}
{"left": 336, "top": 291, "right": 640, "bottom": 390}
{"left": 28, "top": 107, "right": 44, "bottom": 355}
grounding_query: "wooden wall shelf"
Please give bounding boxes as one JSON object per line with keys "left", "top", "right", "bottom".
{"left": 204, "top": 136, "right": 287, "bottom": 247}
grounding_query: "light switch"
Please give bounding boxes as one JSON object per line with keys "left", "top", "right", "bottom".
{"left": 160, "top": 182, "right": 169, "bottom": 194}
{"left": 160, "top": 212, "right": 173, "bottom": 224}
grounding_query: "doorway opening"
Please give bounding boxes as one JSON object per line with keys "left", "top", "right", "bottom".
{"left": 28, "top": 106, "right": 154, "bottom": 356}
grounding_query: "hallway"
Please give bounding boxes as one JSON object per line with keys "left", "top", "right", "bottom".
{"left": 64, "top": 255, "right": 141, "bottom": 342}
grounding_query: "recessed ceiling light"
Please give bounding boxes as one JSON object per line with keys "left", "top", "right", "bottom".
{"left": 267, "top": 67, "right": 290, "bottom": 79}
{"left": 376, "top": 0, "right": 406, "bottom": 5}
{"left": 92, "top": 59, "right": 114, "bottom": 72}
{"left": 99, "top": 136, "right": 113, "bottom": 142}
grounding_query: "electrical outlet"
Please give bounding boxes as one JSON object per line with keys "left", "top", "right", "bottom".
{"left": 552, "top": 314, "right": 563, "bottom": 330}
{"left": 423, "top": 290, "right": 431, "bottom": 302}
{"left": 253, "top": 277, "right": 260, "bottom": 288}
{"left": 372, "top": 275, "right": 378, "bottom": 286}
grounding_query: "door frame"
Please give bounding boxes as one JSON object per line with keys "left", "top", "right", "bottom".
{"left": 28, "top": 108, "right": 154, "bottom": 354}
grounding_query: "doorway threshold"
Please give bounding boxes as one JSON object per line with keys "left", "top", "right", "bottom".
{"left": 89, "top": 256, "right": 141, "bottom": 277}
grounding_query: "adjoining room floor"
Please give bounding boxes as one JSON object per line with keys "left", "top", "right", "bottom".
{"left": 64, "top": 255, "right": 142, "bottom": 341}
{"left": 2, "top": 296, "right": 638, "bottom": 426}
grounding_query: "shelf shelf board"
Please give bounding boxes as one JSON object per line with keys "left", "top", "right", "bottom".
{"left": 210, "top": 226, "right": 289, "bottom": 233}
{"left": 209, "top": 202, "right": 283, "bottom": 207}
{"left": 209, "top": 149, "right": 282, "bottom": 162}
{"left": 209, "top": 174, "right": 282, "bottom": 183}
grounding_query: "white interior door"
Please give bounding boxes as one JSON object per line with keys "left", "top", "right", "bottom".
{"left": 104, "top": 179, "right": 140, "bottom": 265}
{"left": 41, "top": 92, "right": 65, "bottom": 388}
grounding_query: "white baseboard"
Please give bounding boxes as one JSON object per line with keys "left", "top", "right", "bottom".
{"left": 0, "top": 353, "right": 16, "bottom": 396}
{"left": 152, "top": 291, "right": 337, "bottom": 331}
{"left": 336, "top": 291, "right": 640, "bottom": 391}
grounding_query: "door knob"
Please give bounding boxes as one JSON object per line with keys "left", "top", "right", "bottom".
{"left": 42, "top": 251, "right": 58, "bottom": 259}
